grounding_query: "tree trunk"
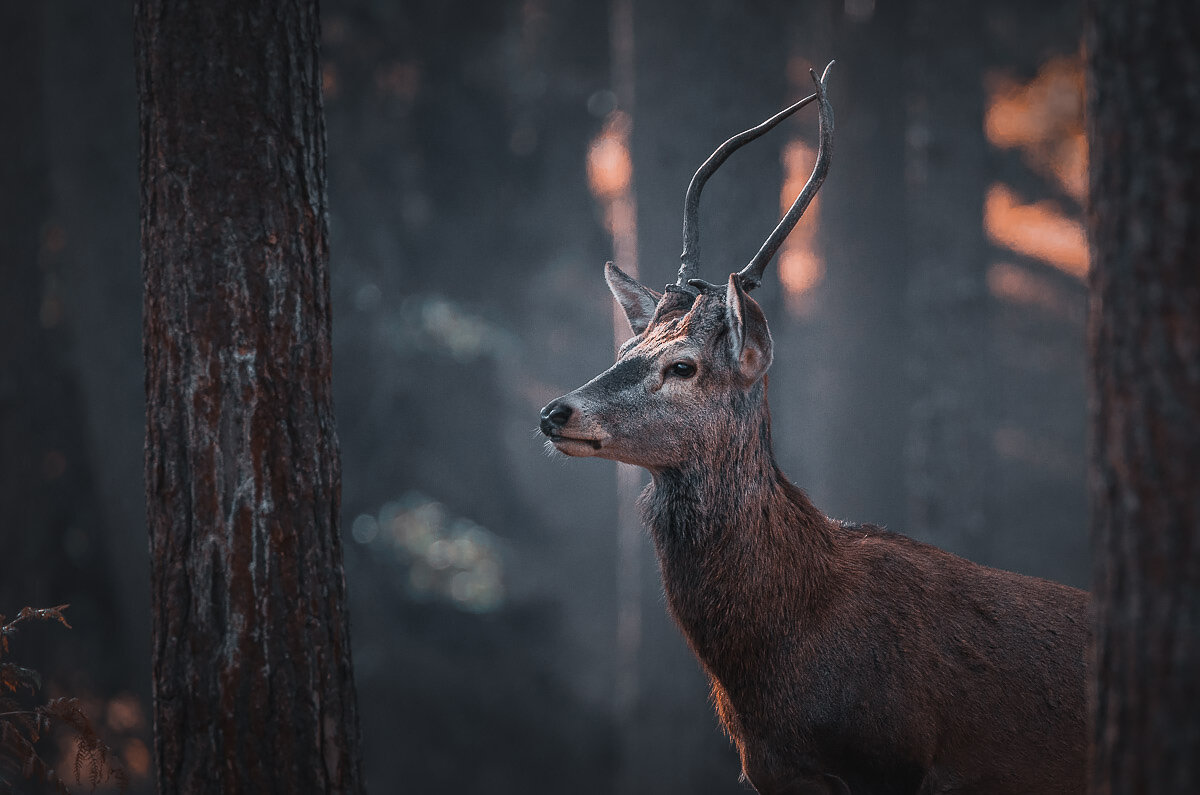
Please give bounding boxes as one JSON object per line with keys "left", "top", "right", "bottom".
{"left": 1086, "top": 2, "right": 1200, "bottom": 791}
{"left": 136, "top": 1, "right": 364, "bottom": 792}
{"left": 902, "top": 0, "right": 994, "bottom": 560}
{"left": 44, "top": 0, "right": 153, "bottom": 695}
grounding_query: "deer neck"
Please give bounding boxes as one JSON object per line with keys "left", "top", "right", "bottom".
{"left": 640, "top": 388, "right": 836, "bottom": 684}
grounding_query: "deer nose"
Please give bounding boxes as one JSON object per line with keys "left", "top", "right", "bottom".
{"left": 539, "top": 400, "right": 573, "bottom": 435}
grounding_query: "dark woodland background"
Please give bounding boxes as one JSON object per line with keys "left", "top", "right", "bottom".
{"left": 3, "top": 0, "right": 1088, "bottom": 792}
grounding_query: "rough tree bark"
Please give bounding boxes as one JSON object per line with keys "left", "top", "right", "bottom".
{"left": 136, "top": 1, "right": 364, "bottom": 792}
{"left": 1086, "top": 1, "right": 1200, "bottom": 792}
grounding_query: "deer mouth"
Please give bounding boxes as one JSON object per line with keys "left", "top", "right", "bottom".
{"left": 547, "top": 434, "right": 605, "bottom": 455}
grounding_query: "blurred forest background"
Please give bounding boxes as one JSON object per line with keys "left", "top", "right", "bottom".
{"left": 2, "top": 0, "right": 1087, "bottom": 792}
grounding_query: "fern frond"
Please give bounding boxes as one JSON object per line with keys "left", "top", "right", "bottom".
{"left": 1, "top": 662, "right": 42, "bottom": 694}
{"left": 1, "top": 604, "right": 72, "bottom": 661}
{"left": 0, "top": 606, "right": 129, "bottom": 794}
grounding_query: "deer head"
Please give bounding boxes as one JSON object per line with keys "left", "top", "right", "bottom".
{"left": 540, "top": 64, "right": 833, "bottom": 471}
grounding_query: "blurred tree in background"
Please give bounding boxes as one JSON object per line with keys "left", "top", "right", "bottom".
{"left": 0, "top": 1, "right": 124, "bottom": 692}
{"left": 1, "top": 5, "right": 142, "bottom": 790}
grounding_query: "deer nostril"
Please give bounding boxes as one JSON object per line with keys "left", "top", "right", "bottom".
{"left": 539, "top": 401, "right": 573, "bottom": 434}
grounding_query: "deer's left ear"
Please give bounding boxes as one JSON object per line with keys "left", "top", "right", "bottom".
{"left": 605, "top": 262, "right": 661, "bottom": 335}
{"left": 725, "top": 273, "right": 773, "bottom": 383}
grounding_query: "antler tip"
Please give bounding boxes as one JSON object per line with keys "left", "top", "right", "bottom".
{"left": 810, "top": 62, "right": 834, "bottom": 92}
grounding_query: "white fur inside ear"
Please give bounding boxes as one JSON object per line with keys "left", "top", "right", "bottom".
{"left": 725, "top": 273, "right": 773, "bottom": 383}
{"left": 725, "top": 274, "right": 745, "bottom": 360}
{"left": 605, "top": 262, "right": 659, "bottom": 334}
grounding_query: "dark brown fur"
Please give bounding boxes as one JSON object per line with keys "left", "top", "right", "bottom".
{"left": 542, "top": 276, "right": 1087, "bottom": 794}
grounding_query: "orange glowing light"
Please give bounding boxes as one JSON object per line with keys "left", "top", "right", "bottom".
{"left": 985, "top": 56, "right": 1086, "bottom": 202}
{"left": 105, "top": 693, "right": 146, "bottom": 733}
{"left": 606, "top": 195, "right": 637, "bottom": 244}
{"left": 322, "top": 63, "right": 339, "bottom": 100}
{"left": 123, "top": 738, "right": 152, "bottom": 778}
{"left": 777, "top": 140, "right": 823, "bottom": 314}
{"left": 587, "top": 110, "right": 639, "bottom": 289}
{"left": 984, "top": 184, "right": 1088, "bottom": 279}
{"left": 987, "top": 262, "right": 1083, "bottom": 322}
{"left": 785, "top": 56, "right": 814, "bottom": 88}
{"left": 779, "top": 250, "right": 823, "bottom": 299}
{"left": 587, "top": 112, "right": 633, "bottom": 201}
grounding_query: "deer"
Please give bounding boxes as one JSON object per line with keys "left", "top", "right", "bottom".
{"left": 538, "top": 64, "right": 1088, "bottom": 795}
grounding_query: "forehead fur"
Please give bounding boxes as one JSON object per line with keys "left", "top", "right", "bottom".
{"left": 624, "top": 289, "right": 729, "bottom": 357}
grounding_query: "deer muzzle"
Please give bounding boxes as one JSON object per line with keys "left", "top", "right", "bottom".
{"left": 539, "top": 397, "right": 606, "bottom": 455}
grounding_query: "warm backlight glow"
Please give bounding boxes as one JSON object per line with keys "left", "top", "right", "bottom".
{"left": 322, "top": 63, "right": 339, "bottom": 99}
{"left": 779, "top": 250, "right": 823, "bottom": 299}
{"left": 984, "top": 184, "right": 1088, "bottom": 279}
{"left": 987, "top": 262, "right": 1083, "bottom": 322}
{"left": 985, "top": 56, "right": 1086, "bottom": 202}
{"left": 123, "top": 738, "right": 152, "bottom": 778}
{"left": 587, "top": 112, "right": 633, "bottom": 201}
{"left": 778, "top": 140, "right": 823, "bottom": 314}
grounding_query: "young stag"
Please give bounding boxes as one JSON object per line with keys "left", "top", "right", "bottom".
{"left": 539, "top": 65, "right": 1087, "bottom": 795}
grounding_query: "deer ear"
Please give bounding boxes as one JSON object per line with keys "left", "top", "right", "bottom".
{"left": 605, "top": 262, "right": 660, "bottom": 335}
{"left": 725, "top": 273, "right": 773, "bottom": 383}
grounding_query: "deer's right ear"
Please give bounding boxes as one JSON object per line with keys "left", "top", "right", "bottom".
{"left": 725, "top": 273, "right": 773, "bottom": 383}
{"left": 605, "top": 262, "right": 660, "bottom": 335}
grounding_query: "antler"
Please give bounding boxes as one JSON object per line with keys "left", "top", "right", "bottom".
{"left": 678, "top": 61, "right": 835, "bottom": 293}
{"left": 738, "top": 64, "right": 834, "bottom": 291}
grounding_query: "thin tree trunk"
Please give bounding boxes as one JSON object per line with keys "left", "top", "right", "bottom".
{"left": 1086, "top": 2, "right": 1200, "bottom": 791}
{"left": 0, "top": 1, "right": 56, "bottom": 614}
{"left": 902, "top": 0, "right": 995, "bottom": 561}
{"left": 811, "top": 0, "right": 911, "bottom": 531}
{"left": 44, "top": 0, "right": 152, "bottom": 694}
{"left": 136, "top": 1, "right": 364, "bottom": 791}
{"left": 0, "top": 2, "right": 121, "bottom": 680}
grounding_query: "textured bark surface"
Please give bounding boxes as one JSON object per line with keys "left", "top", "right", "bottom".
{"left": 1086, "top": 2, "right": 1200, "bottom": 791}
{"left": 136, "top": 1, "right": 364, "bottom": 792}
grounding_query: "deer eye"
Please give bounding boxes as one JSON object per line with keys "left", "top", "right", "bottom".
{"left": 666, "top": 361, "right": 696, "bottom": 379}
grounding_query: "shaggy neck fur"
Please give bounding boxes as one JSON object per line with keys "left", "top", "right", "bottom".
{"left": 639, "top": 381, "right": 837, "bottom": 691}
